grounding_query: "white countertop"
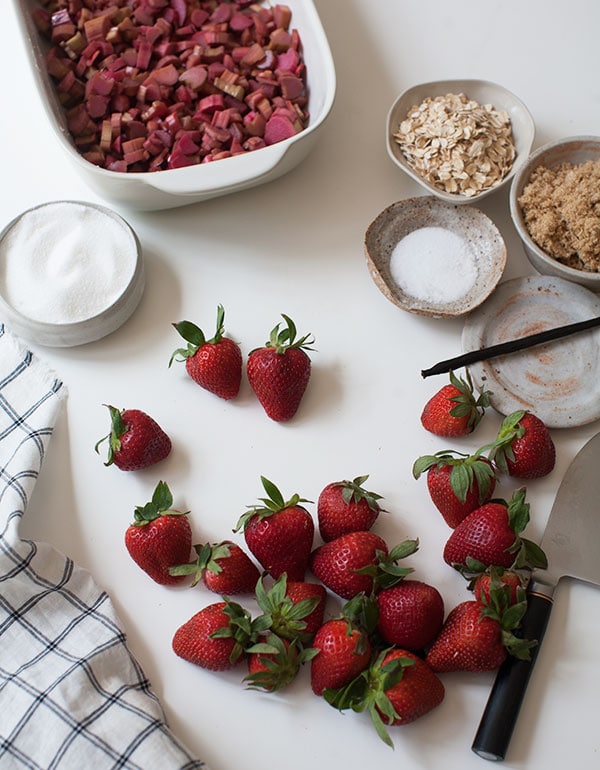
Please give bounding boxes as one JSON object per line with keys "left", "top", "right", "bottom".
{"left": 3, "top": 1, "right": 600, "bottom": 768}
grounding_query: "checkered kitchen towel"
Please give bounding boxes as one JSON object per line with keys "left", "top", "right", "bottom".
{"left": 0, "top": 326, "right": 205, "bottom": 769}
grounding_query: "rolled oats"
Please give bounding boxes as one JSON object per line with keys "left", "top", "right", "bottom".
{"left": 393, "top": 93, "right": 516, "bottom": 197}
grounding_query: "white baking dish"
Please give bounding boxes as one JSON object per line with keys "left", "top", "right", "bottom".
{"left": 12, "top": 0, "right": 336, "bottom": 211}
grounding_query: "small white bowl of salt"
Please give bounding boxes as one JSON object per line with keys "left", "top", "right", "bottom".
{"left": 0, "top": 200, "right": 144, "bottom": 347}
{"left": 364, "top": 196, "right": 506, "bottom": 319}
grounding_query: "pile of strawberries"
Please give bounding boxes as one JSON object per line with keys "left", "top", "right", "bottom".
{"left": 95, "top": 314, "right": 557, "bottom": 748}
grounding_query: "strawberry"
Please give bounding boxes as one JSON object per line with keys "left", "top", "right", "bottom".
{"left": 246, "top": 314, "right": 315, "bottom": 422}
{"left": 413, "top": 450, "right": 497, "bottom": 528}
{"left": 317, "top": 474, "right": 384, "bottom": 541}
{"left": 235, "top": 476, "right": 314, "bottom": 581}
{"left": 425, "top": 592, "right": 535, "bottom": 673}
{"left": 376, "top": 580, "right": 445, "bottom": 651}
{"left": 472, "top": 567, "right": 524, "bottom": 607}
{"left": 95, "top": 405, "right": 172, "bottom": 471}
{"left": 310, "top": 618, "right": 372, "bottom": 695}
{"left": 255, "top": 574, "right": 327, "bottom": 643}
{"left": 172, "top": 599, "right": 265, "bottom": 671}
{"left": 310, "top": 533, "right": 418, "bottom": 600}
{"left": 323, "top": 649, "right": 444, "bottom": 746}
{"left": 169, "top": 540, "right": 260, "bottom": 594}
{"left": 245, "top": 632, "right": 318, "bottom": 692}
{"left": 124, "top": 481, "right": 192, "bottom": 585}
{"left": 420, "top": 370, "right": 490, "bottom": 437}
{"left": 442, "top": 488, "right": 547, "bottom": 573}
{"left": 169, "top": 305, "right": 242, "bottom": 400}
{"left": 488, "top": 410, "right": 556, "bottom": 479}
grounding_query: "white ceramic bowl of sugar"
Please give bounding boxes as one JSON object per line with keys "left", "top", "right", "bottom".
{"left": 0, "top": 200, "right": 144, "bottom": 347}
{"left": 364, "top": 196, "right": 507, "bottom": 319}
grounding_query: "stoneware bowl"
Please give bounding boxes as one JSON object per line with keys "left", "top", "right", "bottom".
{"left": 11, "top": 0, "right": 336, "bottom": 211}
{"left": 509, "top": 135, "right": 600, "bottom": 290}
{"left": 386, "top": 79, "right": 535, "bottom": 205}
{"left": 0, "top": 200, "right": 144, "bottom": 347}
{"left": 364, "top": 196, "right": 507, "bottom": 319}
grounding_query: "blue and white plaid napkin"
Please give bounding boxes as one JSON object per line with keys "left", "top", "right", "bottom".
{"left": 0, "top": 325, "right": 205, "bottom": 769}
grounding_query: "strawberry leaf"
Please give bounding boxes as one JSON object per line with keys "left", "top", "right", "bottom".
{"left": 506, "top": 487, "right": 530, "bottom": 535}
{"left": 132, "top": 481, "right": 186, "bottom": 526}
{"left": 337, "top": 475, "right": 385, "bottom": 512}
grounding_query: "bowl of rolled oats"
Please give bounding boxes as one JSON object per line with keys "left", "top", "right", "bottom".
{"left": 510, "top": 136, "right": 600, "bottom": 290}
{"left": 386, "top": 79, "right": 535, "bottom": 204}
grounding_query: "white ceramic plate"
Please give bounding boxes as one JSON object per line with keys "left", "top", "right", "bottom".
{"left": 462, "top": 275, "right": 600, "bottom": 428}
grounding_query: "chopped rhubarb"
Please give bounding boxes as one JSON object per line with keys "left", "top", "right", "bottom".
{"left": 263, "top": 114, "right": 297, "bottom": 145}
{"left": 34, "top": 0, "right": 309, "bottom": 172}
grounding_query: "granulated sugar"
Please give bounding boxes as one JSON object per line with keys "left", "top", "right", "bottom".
{"left": 0, "top": 201, "right": 138, "bottom": 324}
{"left": 389, "top": 226, "right": 477, "bottom": 303}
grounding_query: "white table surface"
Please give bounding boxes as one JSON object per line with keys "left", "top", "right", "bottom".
{"left": 3, "top": 1, "right": 600, "bottom": 768}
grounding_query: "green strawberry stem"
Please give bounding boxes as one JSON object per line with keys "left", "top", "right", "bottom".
{"left": 478, "top": 580, "right": 538, "bottom": 661}
{"left": 234, "top": 476, "right": 312, "bottom": 530}
{"left": 94, "top": 404, "right": 127, "bottom": 465}
{"left": 413, "top": 449, "right": 497, "bottom": 504}
{"left": 169, "top": 304, "right": 229, "bottom": 365}
{"left": 479, "top": 409, "right": 527, "bottom": 474}
{"left": 244, "top": 632, "right": 318, "bottom": 692}
{"left": 254, "top": 574, "right": 321, "bottom": 642}
{"left": 209, "top": 598, "right": 272, "bottom": 665}
{"left": 505, "top": 488, "right": 548, "bottom": 571}
{"left": 251, "top": 314, "right": 315, "bottom": 356}
{"left": 354, "top": 538, "right": 419, "bottom": 592}
{"left": 131, "top": 481, "right": 188, "bottom": 527}
{"left": 336, "top": 475, "right": 385, "bottom": 512}
{"left": 169, "top": 541, "right": 230, "bottom": 584}
{"left": 323, "top": 649, "right": 415, "bottom": 748}
{"left": 341, "top": 593, "right": 380, "bottom": 637}
{"left": 447, "top": 370, "right": 491, "bottom": 430}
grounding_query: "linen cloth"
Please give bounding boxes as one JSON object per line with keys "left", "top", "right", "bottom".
{"left": 0, "top": 325, "right": 205, "bottom": 769}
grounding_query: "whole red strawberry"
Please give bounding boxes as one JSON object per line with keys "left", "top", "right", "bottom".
{"left": 413, "top": 450, "right": 497, "bottom": 528}
{"left": 310, "top": 533, "right": 418, "bottom": 600}
{"left": 172, "top": 600, "right": 256, "bottom": 671}
{"left": 374, "top": 650, "right": 445, "bottom": 727}
{"left": 95, "top": 405, "right": 172, "bottom": 471}
{"left": 317, "top": 474, "right": 384, "bottom": 541}
{"left": 247, "top": 314, "right": 315, "bottom": 422}
{"left": 124, "top": 481, "right": 192, "bottom": 585}
{"left": 255, "top": 574, "right": 327, "bottom": 643}
{"left": 310, "top": 531, "right": 387, "bottom": 599}
{"left": 310, "top": 618, "right": 371, "bottom": 695}
{"left": 245, "top": 632, "right": 317, "bottom": 692}
{"left": 426, "top": 600, "right": 507, "bottom": 672}
{"left": 169, "top": 305, "right": 242, "bottom": 400}
{"left": 472, "top": 567, "right": 523, "bottom": 607}
{"left": 376, "top": 580, "right": 445, "bottom": 651}
{"left": 170, "top": 540, "right": 260, "bottom": 594}
{"left": 426, "top": 594, "right": 535, "bottom": 673}
{"left": 323, "top": 649, "right": 444, "bottom": 746}
{"left": 489, "top": 410, "right": 556, "bottom": 479}
{"left": 235, "top": 476, "right": 314, "bottom": 581}
{"left": 442, "top": 488, "right": 547, "bottom": 573}
{"left": 420, "top": 370, "right": 490, "bottom": 437}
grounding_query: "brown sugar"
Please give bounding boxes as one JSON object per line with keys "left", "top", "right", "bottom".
{"left": 518, "top": 159, "right": 600, "bottom": 272}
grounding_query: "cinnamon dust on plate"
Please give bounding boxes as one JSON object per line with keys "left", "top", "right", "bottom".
{"left": 518, "top": 159, "right": 600, "bottom": 272}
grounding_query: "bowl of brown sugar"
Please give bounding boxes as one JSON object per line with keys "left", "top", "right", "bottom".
{"left": 510, "top": 136, "right": 600, "bottom": 290}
